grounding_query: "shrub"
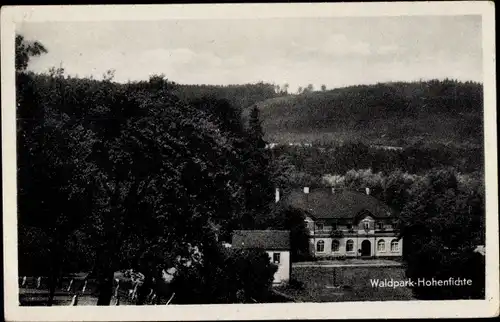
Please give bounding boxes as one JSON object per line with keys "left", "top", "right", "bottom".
{"left": 172, "top": 246, "right": 278, "bottom": 304}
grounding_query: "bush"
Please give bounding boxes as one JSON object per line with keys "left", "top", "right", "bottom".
{"left": 172, "top": 246, "right": 278, "bottom": 304}
{"left": 399, "top": 168, "right": 485, "bottom": 300}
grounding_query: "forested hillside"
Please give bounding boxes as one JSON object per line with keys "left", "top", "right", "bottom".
{"left": 254, "top": 80, "right": 483, "bottom": 147}
{"left": 173, "top": 81, "right": 279, "bottom": 110}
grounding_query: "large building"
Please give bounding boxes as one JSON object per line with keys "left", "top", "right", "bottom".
{"left": 277, "top": 187, "right": 402, "bottom": 258}
{"left": 232, "top": 230, "right": 291, "bottom": 284}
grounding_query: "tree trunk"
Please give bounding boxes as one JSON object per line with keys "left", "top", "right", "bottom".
{"left": 46, "top": 271, "right": 57, "bottom": 306}
{"left": 96, "top": 269, "right": 114, "bottom": 305}
{"left": 135, "top": 278, "right": 151, "bottom": 305}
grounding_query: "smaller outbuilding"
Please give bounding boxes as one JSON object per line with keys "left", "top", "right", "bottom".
{"left": 232, "top": 230, "right": 291, "bottom": 284}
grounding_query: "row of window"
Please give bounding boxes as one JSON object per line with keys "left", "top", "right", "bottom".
{"left": 315, "top": 222, "right": 387, "bottom": 231}
{"left": 316, "top": 239, "right": 399, "bottom": 252}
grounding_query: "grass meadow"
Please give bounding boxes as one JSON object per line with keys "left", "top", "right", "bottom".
{"left": 276, "top": 266, "right": 415, "bottom": 302}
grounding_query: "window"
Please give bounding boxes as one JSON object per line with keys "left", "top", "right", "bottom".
{"left": 377, "top": 240, "right": 386, "bottom": 252}
{"left": 332, "top": 222, "right": 337, "bottom": 231}
{"left": 331, "top": 240, "right": 340, "bottom": 252}
{"left": 363, "top": 221, "right": 370, "bottom": 230}
{"left": 273, "top": 253, "right": 281, "bottom": 264}
{"left": 316, "top": 240, "right": 325, "bottom": 252}
{"left": 316, "top": 223, "right": 324, "bottom": 231}
{"left": 347, "top": 224, "right": 352, "bottom": 230}
{"left": 377, "top": 222, "right": 384, "bottom": 230}
{"left": 346, "top": 240, "right": 354, "bottom": 252}
{"left": 391, "top": 240, "right": 399, "bottom": 252}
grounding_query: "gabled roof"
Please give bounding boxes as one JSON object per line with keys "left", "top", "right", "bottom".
{"left": 232, "top": 230, "right": 290, "bottom": 250}
{"left": 280, "top": 188, "right": 394, "bottom": 220}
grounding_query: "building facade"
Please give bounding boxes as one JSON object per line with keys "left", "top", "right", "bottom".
{"left": 232, "top": 230, "right": 291, "bottom": 284}
{"left": 278, "top": 187, "right": 403, "bottom": 258}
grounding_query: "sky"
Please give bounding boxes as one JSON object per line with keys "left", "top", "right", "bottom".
{"left": 17, "top": 15, "right": 482, "bottom": 92}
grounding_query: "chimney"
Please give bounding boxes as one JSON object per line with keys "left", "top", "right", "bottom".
{"left": 275, "top": 188, "right": 280, "bottom": 203}
{"left": 365, "top": 187, "right": 370, "bottom": 195}
{"left": 303, "top": 187, "right": 309, "bottom": 194}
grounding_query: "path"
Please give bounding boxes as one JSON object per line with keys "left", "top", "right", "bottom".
{"left": 293, "top": 259, "right": 403, "bottom": 268}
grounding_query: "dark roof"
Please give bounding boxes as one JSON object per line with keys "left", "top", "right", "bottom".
{"left": 281, "top": 188, "right": 393, "bottom": 220}
{"left": 232, "top": 230, "right": 290, "bottom": 250}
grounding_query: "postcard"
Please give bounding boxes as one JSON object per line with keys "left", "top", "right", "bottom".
{"left": 2, "top": 2, "right": 498, "bottom": 320}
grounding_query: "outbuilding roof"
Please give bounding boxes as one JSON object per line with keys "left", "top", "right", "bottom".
{"left": 232, "top": 230, "right": 291, "bottom": 250}
{"left": 281, "top": 188, "right": 394, "bottom": 220}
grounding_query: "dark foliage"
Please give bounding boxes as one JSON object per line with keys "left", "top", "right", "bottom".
{"left": 172, "top": 246, "right": 278, "bottom": 304}
{"left": 397, "top": 168, "right": 485, "bottom": 300}
{"left": 272, "top": 142, "right": 483, "bottom": 177}
{"left": 265, "top": 205, "right": 310, "bottom": 262}
{"left": 174, "top": 81, "right": 278, "bottom": 110}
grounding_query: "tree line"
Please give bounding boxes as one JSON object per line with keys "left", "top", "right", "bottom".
{"left": 270, "top": 142, "right": 483, "bottom": 177}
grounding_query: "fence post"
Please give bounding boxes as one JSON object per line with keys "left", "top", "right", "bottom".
{"left": 70, "top": 294, "right": 78, "bottom": 306}
{"left": 82, "top": 280, "right": 87, "bottom": 293}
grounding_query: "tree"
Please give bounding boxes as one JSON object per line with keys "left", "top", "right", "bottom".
{"left": 266, "top": 205, "right": 310, "bottom": 261}
{"left": 283, "top": 83, "right": 289, "bottom": 95}
{"left": 382, "top": 170, "right": 414, "bottom": 213}
{"left": 321, "top": 84, "right": 327, "bottom": 92}
{"left": 247, "top": 106, "right": 266, "bottom": 150}
{"left": 16, "top": 34, "right": 48, "bottom": 71}
{"left": 397, "top": 168, "right": 485, "bottom": 300}
{"left": 84, "top": 79, "right": 248, "bottom": 305}
{"left": 17, "top": 70, "right": 97, "bottom": 305}
{"left": 189, "top": 96, "right": 244, "bottom": 138}
{"left": 237, "top": 106, "right": 275, "bottom": 230}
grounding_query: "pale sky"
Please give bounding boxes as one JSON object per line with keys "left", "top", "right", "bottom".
{"left": 17, "top": 15, "right": 482, "bottom": 92}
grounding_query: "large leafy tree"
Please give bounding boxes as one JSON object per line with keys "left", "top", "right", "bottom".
{"left": 76, "top": 75, "right": 248, "bottom": 305}
{"left": 397, "top": 168, "right": 485, "bottom": 300}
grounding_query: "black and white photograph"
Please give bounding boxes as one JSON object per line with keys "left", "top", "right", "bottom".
{"left": 2, "top": 2, "right": 498, "bottom": 321}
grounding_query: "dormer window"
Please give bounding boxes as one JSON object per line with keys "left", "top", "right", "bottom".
{"left": 363, "top": 222, "right": 370, "bottom": 230}
{"left": 316, "top": 223, "right": 324, "bottom": 231}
